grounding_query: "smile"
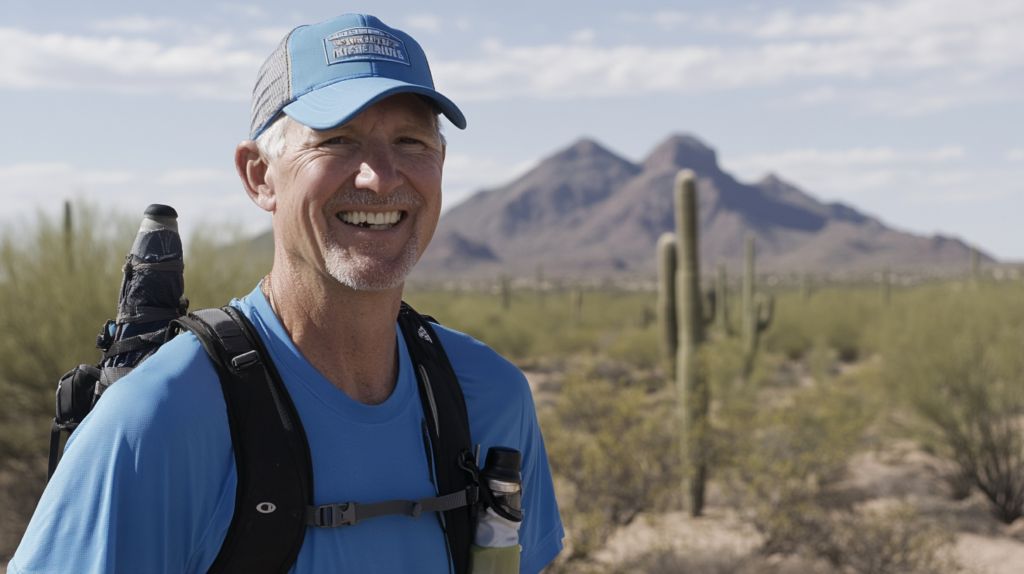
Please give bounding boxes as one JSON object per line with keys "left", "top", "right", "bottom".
{"left": 338, "top": 210, "right": 404, "bottom": 230}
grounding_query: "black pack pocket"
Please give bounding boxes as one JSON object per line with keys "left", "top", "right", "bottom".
{"left": 55, "top": 364, "right": 101, "bottom": 432}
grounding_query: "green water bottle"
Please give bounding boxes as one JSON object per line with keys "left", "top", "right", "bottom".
{"left": 469, "top": 447, "right": 524, "bottom": 574}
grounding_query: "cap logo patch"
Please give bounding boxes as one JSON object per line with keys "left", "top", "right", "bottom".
{"left": 323, "top": 27, "right": 410, "bottom": 66}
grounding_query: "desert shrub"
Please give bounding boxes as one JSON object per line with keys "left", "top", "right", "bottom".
{"left": 882, "top": 284, "right": 1024, "bottom": 523}
{"left": 717, "top": 373, "right": 872, "bottom": 555}
{"left": 0, "top": 203, "right": 134, "bottom": 559}
{"left": 404, "top": 289, "right": 657, "bottom": 361}
{"left": 183, "top": 224, "right": 272, "bottom": 309}
{"left": 764, "top": 289, "right": 880, "bottom": 363}
{"left": 539, "top": 362, "right": 679, "bottom": 560}
{"left": 817, "top": 504, "right": 961, "bottom": 574}
{"left": 603, "top": 327, "right": 660, "bottom": 370}
{"left": 0, "top": 204, "right": 273, "bottom": 559}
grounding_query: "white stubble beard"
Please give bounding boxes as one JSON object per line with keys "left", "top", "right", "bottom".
{"left": 320, "top": 189, "right": 425, "bottom": 291}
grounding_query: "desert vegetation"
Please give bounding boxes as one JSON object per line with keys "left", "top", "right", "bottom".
{"left": 2, "top": 202, "right": 1024, "bottom": 573}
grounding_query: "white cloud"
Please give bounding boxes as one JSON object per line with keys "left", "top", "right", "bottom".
{"left": 216, "top": 4, "right": 267, "bottom": 19}
{"left": 0, "top": 161, "right": 267, "bottom": 239}
{"left": 719, "top": 145, "right": 1024, "bottom": 206}
{"left": 0, "top": 26, "right": 264, "bottom": 99}
{"left": 405, "top": 14, "right": 442, "bottom": 34}
{"left": 91, "top": 15, "right": 179, "bottom": 34}
{"left": 569, "top": 29, "right": 595, "bottom": 43}
{"left": 0, "top": 0, "right": 1020, "bottom": 115}
{"left": 430, "top": 0, "right": 1024, "bottom": 113}
{"left": 156, "top": 168, "right": 236, "bottom": 186}
{"left": 1006, "top": 149, "right": 1024, "bottom": 162}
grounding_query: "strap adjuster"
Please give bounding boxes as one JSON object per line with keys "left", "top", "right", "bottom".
{"left": 312, "top": 502, "right": 358, "bottom": 527}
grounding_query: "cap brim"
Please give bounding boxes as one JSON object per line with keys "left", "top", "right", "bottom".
{"left": 283, "top": 77, "right": 466, "bottom": 132}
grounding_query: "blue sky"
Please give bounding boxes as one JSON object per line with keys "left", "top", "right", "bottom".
{"left": 3, "top": 0, "right": 1022, "bottom": 260}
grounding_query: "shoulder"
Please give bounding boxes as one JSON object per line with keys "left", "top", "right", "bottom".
{"left": 431, "top": 323, "right": 532, "bottom": 408}
{"left": 13, "top": 331, "right": 236, "bottom": 574}
{"left": 80, "top": 331, "right": 224, "bottom": 443}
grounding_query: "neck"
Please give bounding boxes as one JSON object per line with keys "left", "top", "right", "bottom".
{"left": 263, "top": 257, "right": 403, "bottom": 406}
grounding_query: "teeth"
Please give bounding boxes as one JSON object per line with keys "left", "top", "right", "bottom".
{"left": 339, "top": 210, "right": 402, "bottom": 228}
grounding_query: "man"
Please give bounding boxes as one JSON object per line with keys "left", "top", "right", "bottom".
{"left": 10, "top": 13, "right": 563, "bottom": 574}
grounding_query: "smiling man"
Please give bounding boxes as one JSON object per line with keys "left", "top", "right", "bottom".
{"left": 11, "top": 13, "right": 563, "bottom": 574}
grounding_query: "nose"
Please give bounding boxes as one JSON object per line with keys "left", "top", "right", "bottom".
{"left": 354, "top": 144, "right": 402, "bottom": 196}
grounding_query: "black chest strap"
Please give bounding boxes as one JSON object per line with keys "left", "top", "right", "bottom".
{"left": 171, "top": 303, "right": 476, "bottom": 574}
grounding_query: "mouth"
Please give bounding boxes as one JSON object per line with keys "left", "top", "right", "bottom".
{"left": 337, "top": 210, "right": 405, "bottom": 231}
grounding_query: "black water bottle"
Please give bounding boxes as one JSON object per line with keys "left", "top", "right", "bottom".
{"left": 95, "top": 204, "right": 187, "bottom": 394}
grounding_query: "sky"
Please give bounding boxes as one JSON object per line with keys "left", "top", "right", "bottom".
{"left": 2, "top": 0, "right": 1022, "bottom": 260}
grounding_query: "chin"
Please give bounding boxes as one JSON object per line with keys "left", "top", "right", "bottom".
{"left": 322, "top": 238, "right": 420, "bottom": 291}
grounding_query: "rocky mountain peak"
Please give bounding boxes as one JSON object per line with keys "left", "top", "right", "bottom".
{"left": 642, "top": 134, "right": 720, "bottom": 175}
{"left": 545, "top": 137, "right": 632, "bottom": 167}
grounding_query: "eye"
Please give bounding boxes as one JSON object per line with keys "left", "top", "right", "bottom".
{"left": 398, "top": 137, "right": 425, "bottom": 145}
{"left": 321, "top": 136, "right": 345, "bottom": 145}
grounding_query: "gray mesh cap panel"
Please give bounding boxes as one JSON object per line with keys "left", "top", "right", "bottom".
{"left": 249, "top": 29, "right": 297, "bottom": 140}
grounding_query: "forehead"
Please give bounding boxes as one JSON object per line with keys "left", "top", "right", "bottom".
{"left": 287, "top": 93, "right": 437, "bottom": 141}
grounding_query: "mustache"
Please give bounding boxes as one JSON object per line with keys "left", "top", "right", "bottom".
{"left": 322, "top": 188, "right": 425, "bottom": 211}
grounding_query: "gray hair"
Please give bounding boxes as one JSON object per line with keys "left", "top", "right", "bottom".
{"left": 254, "top": 98, "right": 445, "bottom": 163}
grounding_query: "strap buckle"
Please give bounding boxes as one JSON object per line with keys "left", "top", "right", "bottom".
{"left": 312, "top": 502, "right": 358, "bottom": 528}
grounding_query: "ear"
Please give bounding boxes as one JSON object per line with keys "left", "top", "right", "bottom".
{"left": 235, "top": 140, "right": 276, "bottom": 212}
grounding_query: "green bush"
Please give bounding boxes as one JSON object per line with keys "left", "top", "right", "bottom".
{"left": 881, "top": 283, "right": 1024, "bottom": 523}
{"left": 717, "top": 372, "right": 872, "bottom": 555}
{"left": 0, "top": 204, "right": 271, "bottom": 559}
{"left": 539, "top": 362, "right": 679, "bottom": 560}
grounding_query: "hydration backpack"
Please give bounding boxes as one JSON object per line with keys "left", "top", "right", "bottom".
{"left": 49, "top": 205, "right": 481, "bottom": 574}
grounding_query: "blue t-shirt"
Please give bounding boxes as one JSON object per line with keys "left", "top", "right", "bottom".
{"left": 11, "top": 286, "right": 563, "bottom": 574}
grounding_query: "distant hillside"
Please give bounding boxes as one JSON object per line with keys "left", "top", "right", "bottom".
{"left": 413, "top": 134, "right": 987, "bottom": 278}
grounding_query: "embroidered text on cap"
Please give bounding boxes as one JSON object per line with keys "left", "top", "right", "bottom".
{"left": 323, "top": 27, "right": 410, "bottom": 66}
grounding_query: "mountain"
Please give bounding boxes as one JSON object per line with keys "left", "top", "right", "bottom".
{"left": 413, "top": 134, "right": 985, "bottom": 277}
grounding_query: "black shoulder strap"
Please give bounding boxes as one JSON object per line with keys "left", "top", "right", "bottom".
{"left": 397, "top": 302, "right": 475, "bottom": 574}
{"left": 172, "top": 304, "right": 474, "bottom": 574}
{"left": 169, "top": 307, "right": 313, "bottom": 574}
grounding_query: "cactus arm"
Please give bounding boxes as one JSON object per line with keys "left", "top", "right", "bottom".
{"left": 703, "top": 290, "right": 716, "bottom": 326}
{"left": 657, "top": 233, "right": 678, "bottom": 379}
{"left": 756, "top": 293, "right": 774, "bottom": 332}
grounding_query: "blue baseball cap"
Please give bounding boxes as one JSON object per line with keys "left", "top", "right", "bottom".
{"left": 249, "top": 13, "right": 466, "bottom": 140}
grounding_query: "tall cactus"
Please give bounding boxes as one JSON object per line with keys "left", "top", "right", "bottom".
{"left": 657, "top": 233, "right": 678, "bottom": 378}
{"left": 715, "top": 262, "right": 730, "bottom": 337}
{"left": 569, "top": 287, "right": 583, "bottom": 327}
{"left": 656, "top": 169, "right": 715, "bottom": 517}
{"left": 741, "top": 233, "right": 773, "bottom": 378}
{"left": 63, "top": 200, "right": 73, "bottom": 271}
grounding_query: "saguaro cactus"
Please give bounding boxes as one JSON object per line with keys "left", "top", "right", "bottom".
{"left": 63, "top": 200, "right": 74, "bottom": 271}
{"left": 715, "top": 262, "right": 730, "bottom": 337}
{"left": 655, "top": 169, "right": 716, "bottom": 517}
{"left": 569, "top": 287, "right": 583, "bottom": 327}
{"left": 657, "top": 233, "right": 678, "bottom": 378}
{"left": 741, "top": 233, "right": 773, "bottom": 377}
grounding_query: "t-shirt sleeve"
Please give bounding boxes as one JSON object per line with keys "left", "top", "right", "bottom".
{"left": 433, "top": 325, "right": 565, "bottom": 574}
{"left": 8, "top": 334, "right": 236, "bottom": 574}
{"left": 516, "top": 383, "right": 565, "bottom": 574}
